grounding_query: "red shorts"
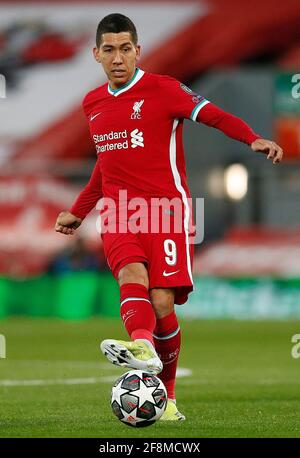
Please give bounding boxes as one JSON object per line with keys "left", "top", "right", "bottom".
{"left": 101, "top": 214, "right": 194, "bottom": 305}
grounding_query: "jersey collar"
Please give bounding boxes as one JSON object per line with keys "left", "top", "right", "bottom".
{"left": 107, "top": 68, "right": 145, "bottom": 97}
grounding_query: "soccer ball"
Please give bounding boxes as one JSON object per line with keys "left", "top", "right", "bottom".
{"left": 111, "top": 370, "right": 168, "bottom": 427}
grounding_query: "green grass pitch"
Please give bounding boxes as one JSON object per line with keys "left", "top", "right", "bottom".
{"left": 0, "top": 317, "right": 300, "bottom": 438}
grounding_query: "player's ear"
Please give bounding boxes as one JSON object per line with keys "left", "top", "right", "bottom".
{"left": 93, "top": 47, "right": 101, "bottom": 63}
{"left": 135, "top": 45, "right": 141, "bottom": 62}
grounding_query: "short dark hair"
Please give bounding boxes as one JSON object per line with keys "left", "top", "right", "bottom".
{"left": 96, "top": 13, "right": 138, "bottom": 48}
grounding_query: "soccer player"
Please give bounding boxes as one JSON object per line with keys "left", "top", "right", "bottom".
{"left": 55, "top": 13, "right": 283, "bottom": 421}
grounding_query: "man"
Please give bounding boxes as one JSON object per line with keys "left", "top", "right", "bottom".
{"left": 55, "top": 13, "right": 283, "bottom": 421}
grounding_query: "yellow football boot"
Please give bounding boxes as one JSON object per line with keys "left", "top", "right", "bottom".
{"left": 100, "top": 339, "right": 163, "bottom": 374}
{"left": 160, "top": 399, "right": 186, "bottom": 421}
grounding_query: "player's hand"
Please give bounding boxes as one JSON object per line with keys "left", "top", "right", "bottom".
{"left": 251, "top": 138, "right": 283, "bottom": 164}
{"left": 55, "top": 211, "right": 82, "bottom": 235}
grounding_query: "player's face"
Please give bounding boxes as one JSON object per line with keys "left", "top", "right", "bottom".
{"left": 94, "top": 32, "right": 140, "bottom": 89}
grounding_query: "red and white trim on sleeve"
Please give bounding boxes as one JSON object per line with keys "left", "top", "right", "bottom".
{"left": 190, "top": 99, "right": 210, "bottom": 122}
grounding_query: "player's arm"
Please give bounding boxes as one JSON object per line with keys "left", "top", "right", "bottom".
{"left": 160, "top": 76, "right": 283, "bottom": 164}
{"left": 197, "top": 103, "right": 283, "bottom": 164}
{"left": 55, "top": 158, "right": 103, "bottom": 235}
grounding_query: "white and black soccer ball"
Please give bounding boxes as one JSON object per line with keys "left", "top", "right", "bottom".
{"left": 111, "top": 370, "right": 167, "bottom": 427}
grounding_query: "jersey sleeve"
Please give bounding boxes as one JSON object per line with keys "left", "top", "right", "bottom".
{"left": 82, "top": 92, "right": 93, "bottom": 120}
{"left": 197, "top": 102, "right": 261, "bottom": 145}
{"left": 70, "top": 158, "right": 103, "bottom": 220}
{"left": 159, "top": 75, "right": 210, "bottom": 121}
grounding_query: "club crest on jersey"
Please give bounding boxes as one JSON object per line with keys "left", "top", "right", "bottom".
{"left": 131, "top": 99, "right": 144, "bottom": 119}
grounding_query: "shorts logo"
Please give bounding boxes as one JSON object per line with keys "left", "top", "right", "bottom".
{"left": 131, "top": 99, "right": 144, "bottom": 119}
{"left": 163, "top": 269, "right": 180, "bottom": 277}
{"left": 131, "top": 129, "right": 144, "bottom": 148}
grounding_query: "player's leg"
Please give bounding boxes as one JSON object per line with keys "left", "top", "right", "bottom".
{"left": 141, "top": 213, "right": 194, "bottom": 419}
{"left": 150, "top": 287, "right": 185, "bottom": 421}
{"left": 150, "top": 287, "right": 178, "bottom": 399}
{"left": 100, "top": 261, "right": 162, "bottom": 374}
{"left": 118, "top": 262, "right": 153, "bottom": 343}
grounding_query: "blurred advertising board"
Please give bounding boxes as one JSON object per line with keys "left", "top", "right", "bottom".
{"left": 179, "top": 226, "right": 300, "bottom": 319}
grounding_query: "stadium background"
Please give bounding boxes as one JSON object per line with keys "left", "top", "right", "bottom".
{"left": 0, "top": 0, "right": 300, "bottom": 438}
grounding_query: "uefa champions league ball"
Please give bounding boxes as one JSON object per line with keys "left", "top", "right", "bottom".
{"left": 111, "top": 370, "right": 168, "bottom": 427}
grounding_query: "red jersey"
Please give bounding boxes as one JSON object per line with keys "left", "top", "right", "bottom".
{"left": 82, "top": 68, "right": 210, "bottom": 203}
{"left": 71, "top": 68, "right": 260, "bottom": 220}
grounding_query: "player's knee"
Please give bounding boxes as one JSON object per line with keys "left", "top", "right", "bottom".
{"left": 118, "top": 262, "right": 149, "bottom": 288}
{"left": 150, "top": 288, "right": 175, "bottom": 318}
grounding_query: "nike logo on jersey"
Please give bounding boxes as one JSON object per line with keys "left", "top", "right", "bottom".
{"left": 163, "top": 270, "right": 180, "bottom": 277}
{"left": 90, "top": 113, "right": 101, "bottom": 121}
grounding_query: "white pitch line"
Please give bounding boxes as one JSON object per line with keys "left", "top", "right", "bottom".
{"left": 3, "top": 360, "right": 113, "bottom": 368}
{"left": 177, "top": 368, "right": 192, "bottom": 378}
{"left": 0, "top": 368, "right": 192, "bottom": 387}
{"left": 0, "top": 377, "right": 113, "bottom": 387}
